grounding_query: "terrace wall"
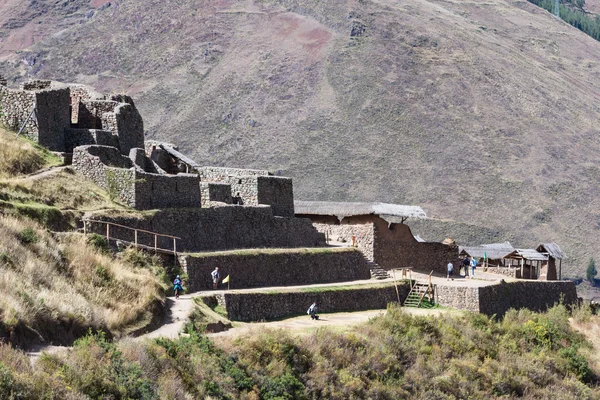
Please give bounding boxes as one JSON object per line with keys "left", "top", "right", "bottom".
{"left": 85, "top": 207, "right": 326, "bottom": 252}
{"left": 222, "top": 283, "right": 411, "bottom": 321}
{"left": 181, "top": 247, "right": 371, "bottom": 291}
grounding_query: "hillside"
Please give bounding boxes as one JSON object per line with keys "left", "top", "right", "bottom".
{"left": 0, "top": 128, "right": 168, "bottom": 346}
{"left": 3, "top": 0, "right": 600, "bottom": 275}
{"left": 1, "top": 304, "right": 599, "bottom": 398}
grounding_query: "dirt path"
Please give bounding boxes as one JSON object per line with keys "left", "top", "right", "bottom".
{"left": 139, "top": 295, "right": 196, "bottom": 340}
{"left": 209, "top": 307, "right": 458, "bottom": 338}
{"left": 25, "top": 270, "right": 495, "bottom": 360}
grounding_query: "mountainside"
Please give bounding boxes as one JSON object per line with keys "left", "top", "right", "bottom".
{"left": 2, "top": 0, "right": 600, "bottom": 275}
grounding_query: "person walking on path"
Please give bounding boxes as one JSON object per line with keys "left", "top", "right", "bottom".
{"left": 462, "top": 257, "right": 470, "bottom": 278}
{"left": 173, "top": 275, "right": 183, "bottom": 299}
{"left": 307, "top": 302, "right": 319, "bottom": 320}
{"left": 470, "top": 257, "right": 477, "bottom": 279}
{"left": 447, "top": 261, "right": 454, "bottom": 281}
{"left": 211, "top": 267, "right": 220, "bottom": 290}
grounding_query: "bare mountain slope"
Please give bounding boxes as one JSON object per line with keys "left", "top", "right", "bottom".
{"left": 2, "top": 0, "right": 600, "bottom": 275}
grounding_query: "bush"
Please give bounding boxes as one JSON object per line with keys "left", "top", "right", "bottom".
{"left": 560, "top": 347, "right": 593, "bottom": 383}
{"left": 19, "top": 227, "right": 38, "bottom": 244}
{"left": 88, "top": 233, "right": 110, "bottom": 254}
{"left": 261, "top": 373, "right": 306, "bottom": 400}
{"left": 586, "top": 258, "right": 597, "bottom": 285}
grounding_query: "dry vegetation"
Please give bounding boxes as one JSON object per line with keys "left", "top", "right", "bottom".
{"left": 0, "top": 127, "right": 127, "bottom": 231}
{"left": 0, "top": 215, "right": 166, "bottom": 346}
{"left": 0, "top": 128, "right": 60, "bottom": 178}
{"left": 0, "top": 304, "right": 599, "bottom": 399}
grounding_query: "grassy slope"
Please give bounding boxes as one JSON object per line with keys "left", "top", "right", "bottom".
{"left": 0, "top": 128, "right": 167, "bottom": 346}
{"left": 2, "top": 0, "right": 600, "bottom": 276}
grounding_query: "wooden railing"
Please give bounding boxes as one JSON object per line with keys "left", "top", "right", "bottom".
{"left": 418, "top": 270, "right": 434, "bottom": 304}
{"left": 82, "top": 219, "right": 181, "bottom": 255}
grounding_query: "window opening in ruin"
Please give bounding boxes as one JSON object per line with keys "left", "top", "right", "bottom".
{"left": 238, "top": 179, "right": 242, "bottom": 184}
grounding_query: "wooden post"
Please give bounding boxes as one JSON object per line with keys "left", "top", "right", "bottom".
{"left": 83, "top": 220, "right": 87, "bottom": 235}
{"left": 134, "top": 230, "right": 138, "bottom": 247}
{"left": 154, "top": 234, "right": 158, "bottom": 254}
{"left": 559, "top": 259, "right": 562, "bottom": 280}
{"left": 106, "top": 223, "right": 110, "bottom": 241}
{"left": 173, "top": 238, "right": 177, "bottom": 255}
{"left": 392, "top": 269, "right": 400, "bottom": 304}
{"left": 520, "top": 259, "right": 524, "bottom": 279}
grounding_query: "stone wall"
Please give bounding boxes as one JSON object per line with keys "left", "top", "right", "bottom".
{"left": 21, "top": 80, "right": 52, "bottom": 90}
{"left": 133, "top": 170, "right": 201, "bottom": 210}
{"left": 200, "top": 182, "right": 232, "bottom": 206}
{"left": 0, "top": 75, "right": 6, "bottom": 87}
{"left": 198, "top": 167, "right": 294, "bottom": 217}
{"left": 34, "top": 88, "right": 72, "bottom": 152}
{"left": 73, "top": 145, "right": 202, "bottom": 209}
{"left": 257, "top": 176, "right": 294, "bottom": 217}
{"left": 0, "top": 86, "right": 36, "bottom": 133}
{"left": 77, "top": 97, "right": 143, "bottom": 155}
{"left": 222, "top": 282, "right": 411, "bottom": 321}
{"left": 312, "top": 219, "right": 375, "bottom": 261}
{"left": 374, "top": 219, "right": 458, "bottom": 274}
{"left": 435, "top": 285, "right": 480, "bottom": 312}
{"left": 182, "top": 248, "right": 371, "bottom": 291}
{"left": 434, "top": 280, "right": 577, "bottom": 317}
{"left": 113, "top": 100, "right": 144, "bottom": 155}
{"left": 478, "top": 281, "right": 577, "bottom": 317}
{"left": 69, "top": 84, "right": 105, "bottom": 124}
{"left": 484, "top": 266, "right": 518, "bottom": 278}
{"left": 198, "top": 166, "right": 269, "bottom": 181}
{"left": 305, "top": 216, "right": 457, "bottom": 274}
{"left": 64, "top": 129, "right": 119, "bottom": 152}
{"left": 227, "top": 175, "right": 260, "bottom": 205}
{"left": 86, "top": 207, "right": 326, "bottom": 252}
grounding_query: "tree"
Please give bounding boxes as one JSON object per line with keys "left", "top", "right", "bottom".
{"left": 586, "top": 257, "right": 597, "bottom": 285}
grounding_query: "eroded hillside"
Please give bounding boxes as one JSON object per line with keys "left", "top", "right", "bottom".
{"left": 2, "top": 0, "right": 600, "bottom": 275}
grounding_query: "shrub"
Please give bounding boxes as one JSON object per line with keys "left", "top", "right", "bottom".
{"left": 260, "top": 372, "right": 306, "bottom": 400}
{"left": 586, "top": 258, "right": 597, "bottom": 285}
{"left": 560, "top": 347, "right": 593, "bottom": 383}
{"left": 19, "top": 227, "right": 38, "bottom": 244}
{"left": 88, "top": 233, "right": 110, "bottom": 254}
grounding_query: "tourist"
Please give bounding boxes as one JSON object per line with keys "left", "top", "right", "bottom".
{"left": 471, "top": 257, "right": 477, "bottom": 278}
{"left": 307, "top": 302, "right": 319, "bottom": 320}
{"left": 447, "top": 261, "right": 454, "bottom": 281}
{"left": 462, "top": 257, "right": 470, "bottom": 278}
{"left": 173, "top": 275, "right": 183, "bottom": 299}
{"left": 211, "top": 267, "right": 220, "bottom": 289}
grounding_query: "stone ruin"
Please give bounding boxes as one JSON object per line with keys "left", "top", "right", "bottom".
{"left": 0, "top": 79, "right": 143, "bottom": 154}
{"left": 0, "top": 78, "right": 294, "bottom": 215}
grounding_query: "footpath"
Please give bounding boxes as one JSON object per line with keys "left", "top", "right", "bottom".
{"left": 25, "top": 269, "right": 507, "bottom": 361}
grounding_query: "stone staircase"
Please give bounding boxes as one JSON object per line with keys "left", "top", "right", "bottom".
{"left": 367, "top": 261, "right": 391, "bottom": 280}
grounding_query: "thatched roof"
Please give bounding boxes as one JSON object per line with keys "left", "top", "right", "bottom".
{"left": 507, "top": 249, "right": 549, "bottom": 262}
{"left": 536, "top": 243, "right": 567, "bottom": 259}
{"left": 459, "top": 242, "right": 515, "bottom": 259}
{"left": 294, "top": 201, "right": 427, "bottom": 221}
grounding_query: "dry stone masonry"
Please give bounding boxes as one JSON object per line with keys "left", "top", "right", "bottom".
{"left": 0, "top": 79, "right": 143, "bottom": 154}
{"left": 1, "top": 76, "right": 579, "bottom": 319}
{"left": 181, "top": 247, "right": 371, "bottom": 291}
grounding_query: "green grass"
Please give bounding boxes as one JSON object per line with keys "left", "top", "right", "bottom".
{"left": 187, "top": 246, "right": 359, "bottom": 258}
{"left": 250, "top": 280, "right": 410, "bottom": 295}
